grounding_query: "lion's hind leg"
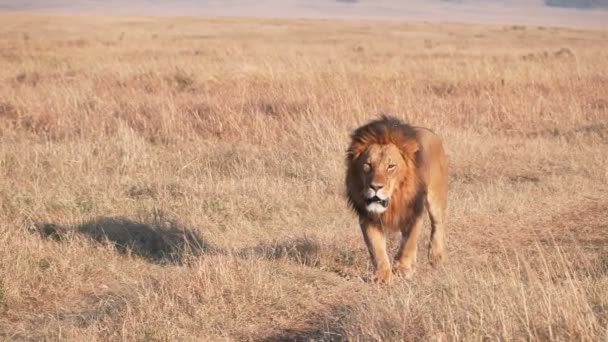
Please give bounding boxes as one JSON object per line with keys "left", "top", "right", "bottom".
{"left": 426, "top": 190, "right": 446, "bottom": 266}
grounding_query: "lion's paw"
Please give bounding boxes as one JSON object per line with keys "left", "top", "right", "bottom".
{"left": 393, "top": 261, "right": 416, "bottom": 279}
{"left": 428, "top": 246, "right": 444, "bottom": 267}
{"left": 373, "top": 268, "right": 392, "bottom": 284}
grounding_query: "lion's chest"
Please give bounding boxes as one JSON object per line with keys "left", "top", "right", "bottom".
{"left": 379, "top": 191, "right": 426, "bottom": 231}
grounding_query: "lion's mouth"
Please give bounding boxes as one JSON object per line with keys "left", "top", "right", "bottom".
{"left": 365, "top": 196, "right": 388, "bottom": 208}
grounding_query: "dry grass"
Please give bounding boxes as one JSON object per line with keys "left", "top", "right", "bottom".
{"left": 1, "top": 12, "right": 608, "bottom": 341}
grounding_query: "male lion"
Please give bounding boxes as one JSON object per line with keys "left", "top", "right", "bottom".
{"left": 345, "top": 116, "right": 448, "bottom": 283}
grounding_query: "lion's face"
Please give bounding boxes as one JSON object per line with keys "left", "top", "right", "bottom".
{"left": 357, "top": 143, "right": 407, "bottom": 214}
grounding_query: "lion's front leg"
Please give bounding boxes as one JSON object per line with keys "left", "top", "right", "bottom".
{"left": 360, "top": 221, "right": 392, "bottom": 283}
{"left": 393, "top": 214, "right": 423, "bottom": 279}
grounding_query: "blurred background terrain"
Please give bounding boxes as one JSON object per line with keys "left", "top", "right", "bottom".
{"left": 1, "top": 0, "right": 607, "bottom": 26}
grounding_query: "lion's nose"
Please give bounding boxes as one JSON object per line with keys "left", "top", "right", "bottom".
{"left": 370, "top": 183, "right": 384, "bottom": 191}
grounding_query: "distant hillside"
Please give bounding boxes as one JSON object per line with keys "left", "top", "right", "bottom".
{"left": 0, "top": 0, "right": 607, "bottom": 27}
{"left": 546, "top": 0, "right": 608, "bottom": 8}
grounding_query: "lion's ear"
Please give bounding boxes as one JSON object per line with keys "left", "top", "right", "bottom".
{"left": 347, "top": 141, "right": 366, "bottom": 161}
{"left": 402, "top": 140, "right": 419, "bottom": 157}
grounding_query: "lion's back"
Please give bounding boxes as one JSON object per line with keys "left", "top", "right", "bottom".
{"left": 415, "top": 127, "right": 449, "bottom": 209}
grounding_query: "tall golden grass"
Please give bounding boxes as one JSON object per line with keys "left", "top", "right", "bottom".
{"left": 1, "top": 13, "right": 607, "bottom": 341}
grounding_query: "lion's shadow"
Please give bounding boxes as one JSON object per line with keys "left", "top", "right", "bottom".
{"left": 35, "top": 216, "right": 218, "bottom": 264}
{"left": 34, "top": 216, "right": 323, "bottom": 268}
{"left": 34, "top": 216, "right": 364, "bottom": 280}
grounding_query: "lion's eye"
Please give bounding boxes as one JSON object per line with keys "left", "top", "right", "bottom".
{"left": 363, "top": 163, "right": 372, "bottom": 172}
{"left": 388, "top": 164, "right": 396, "bottom": 171}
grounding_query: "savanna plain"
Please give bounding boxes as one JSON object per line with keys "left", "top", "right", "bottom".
{"left": 0, "top": 13, "right": 607, "bottom": 341}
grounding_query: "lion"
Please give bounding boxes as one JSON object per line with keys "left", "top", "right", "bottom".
{"left": 345, "top": 116, "right": 448, "bottom": 283}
